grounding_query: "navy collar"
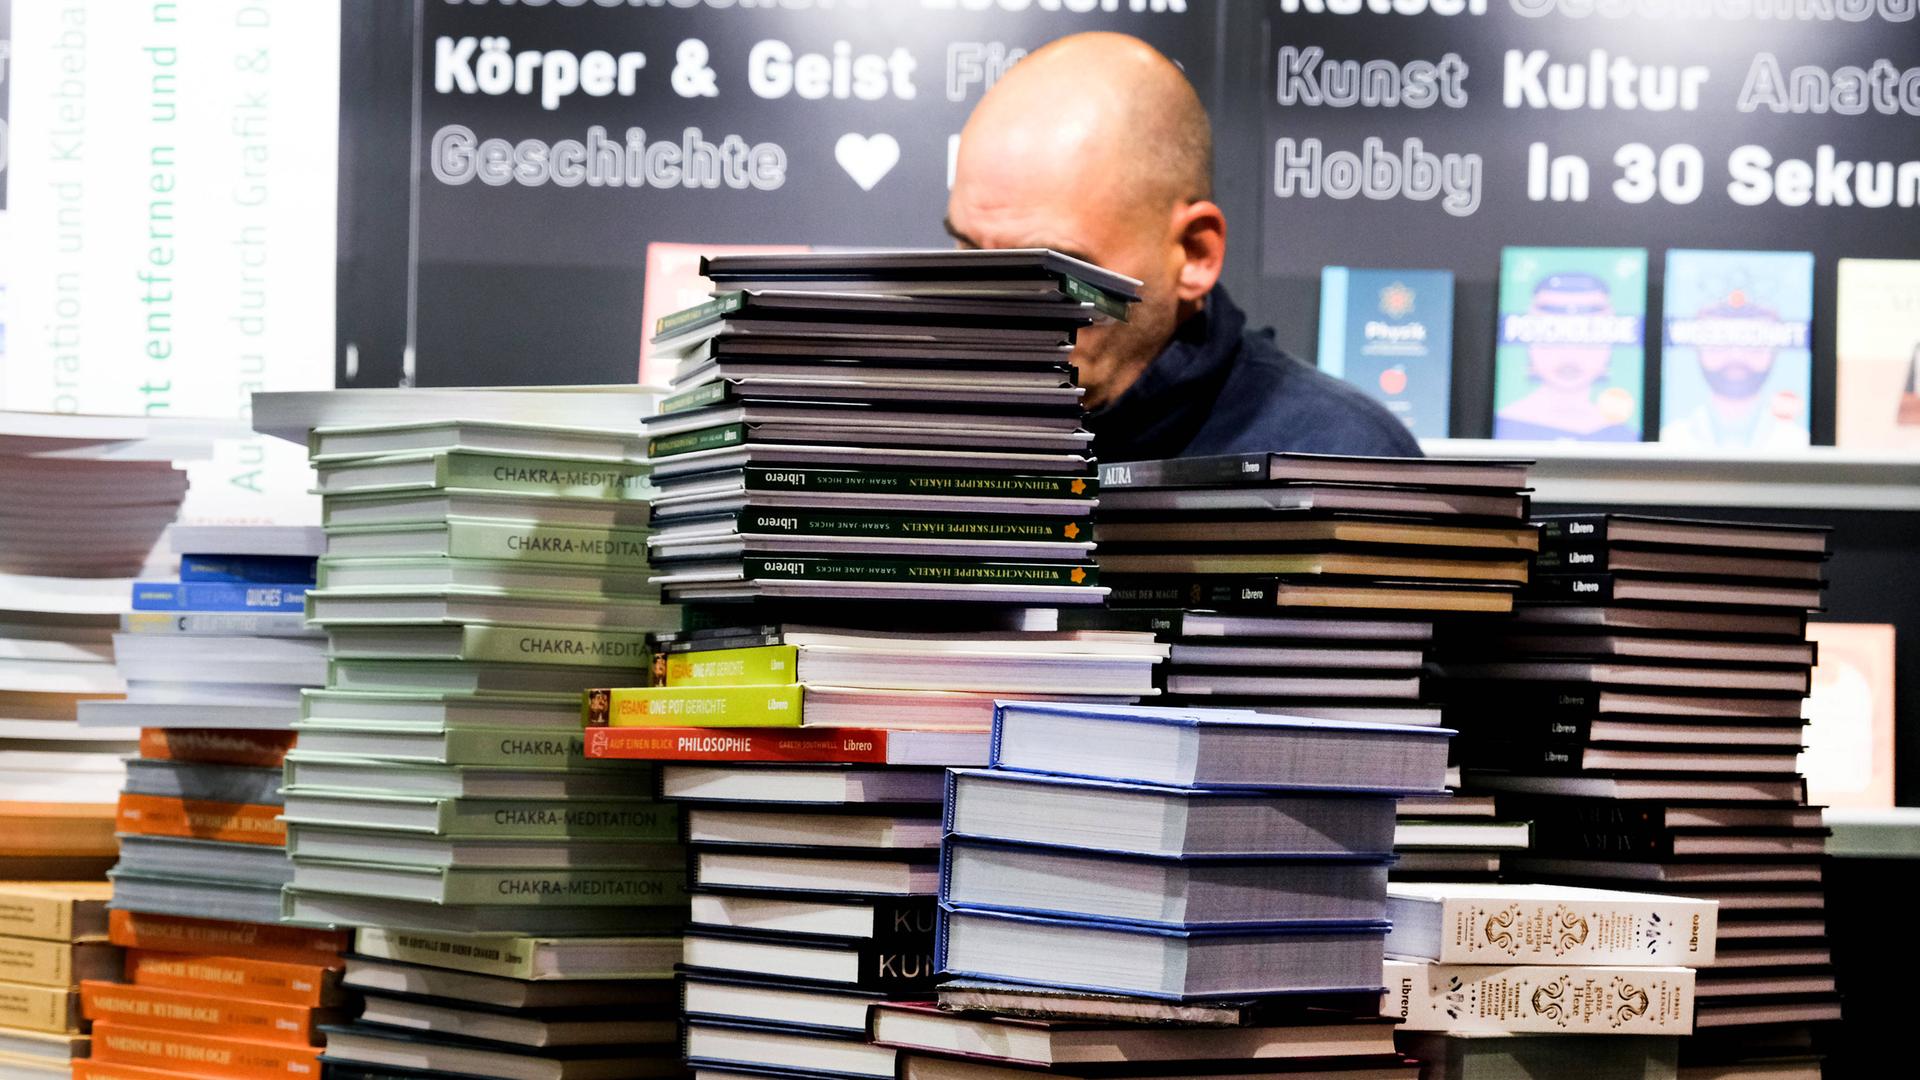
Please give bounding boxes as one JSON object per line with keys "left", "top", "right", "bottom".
{"left": 1086, "top": 286, "right": 1246, "bottom": 463}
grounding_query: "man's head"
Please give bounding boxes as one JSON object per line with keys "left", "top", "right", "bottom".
{"left": 946, "top": 33, "right": 1225, "bottom": 411}
{"left": 1524, "top": 273, "right": 1616, "bottom": 392}
{"left": 1692, "top": 292, "right": 1781, "bottom": 404}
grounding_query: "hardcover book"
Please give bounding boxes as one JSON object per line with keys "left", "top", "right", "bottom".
{"left": 1386, "top": 958, "right": 1694, "bottom": 1034}
{"left": 1385, "top": 883, "right": 1718, "bottom": 965}
{"left": 1493, "top": 246, "right": 1648, "bottom": 442}
{"left": 1835, "top": 257, "right": 1920, "bottom": 449}
{"left": 1658, "top": 249, "right": 1814, "bottom": 449}
{"left": 1318, "top": 267, "right": 1455, "bottom": 437}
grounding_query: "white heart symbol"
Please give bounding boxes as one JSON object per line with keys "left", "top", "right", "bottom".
{"left": 835, "top": 133, "right": 901, "bottom": 191}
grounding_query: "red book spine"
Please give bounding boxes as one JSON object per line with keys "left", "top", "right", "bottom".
{"left": 585, "top": 725, "right": 891, "bottom": 763}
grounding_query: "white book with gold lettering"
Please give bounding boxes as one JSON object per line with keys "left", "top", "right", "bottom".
{"left": 1385, "top": 957, "right": 1695, "bottom": 1034}
{"left": 1387, "top": 883, "right": 1717, "bottom": 966}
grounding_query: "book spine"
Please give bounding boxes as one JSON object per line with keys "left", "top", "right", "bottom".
{"left": 585, "top": 725, "right": 891, "bottom": 764}
{"left": 657, "top": 291, "right": 744, "bottom": 336}
{"left": 0, "top": 979, "right": 76, "bottom": 1032}
{"left": 0, "top": 938, "right": 113, "bottom": 987}
{"left": 659, "top": 380, "right": 734, "bottom": 414}
{"left": 89, "top": 1020, "right": 324, "bottom": 1080}
{"left": 446, "top": 519, "right": 652, "bottom": 568}
{"left": 1451, "top": 741, "right": 1590, "bottom": 775}
{"left": 1538, "top": 519, "right": 1611, "bottom": 545}
{"left": 115, "top": 794, "right": 287, "bottom": 847}
{"left": 120, "top": 611, "right": 318, "bottom": 637}
{"left": 178, "top": 556, "right": 319, "bottom": 586}
{"left": 1060, "top": 273, "right": 1130, "bottom": 321}
{"left": 1433, "top": 895, "right": 1718, "bottom": 965}
{"left": 743, "top": 556, "right": 1097, "bottom": 588}
{"left": 742, "top": 468, "right": 1094, "bottom": 499}
{"left": 126, "top": 950, "right": 339, "bottom": 1008}
{"left": 665, "top": 644, "right": 799, "bottom": 687}
{"left": 1445, "top": 714, "right": 1594, "bottom": 744}
{"left": 1523, "top": 824, "right": 1677, "bottom": 859}
{"left": 440, "top": 453, "right": 651, "bottom": 500}
{"left": 128, "top": 582, "right": 310, "bottom": 613}
{"left": 137, "top": 729, "right": 296, "bottom": 769}
{"left": 1097, "top": 454, "right": 1266, "bottom": 489}
{"left": 107, "top": 912, "right": 347, "bottom": 966}
{"left": 456, "top": 625, "right": 653, "bottom": 669}
{"left": 436, "top": 728, "right": 601, "bottom": 768}
{"left": 591, "top": 684, "right": 805, "bottom": 729}
{"left": 1531, "top": 548, "right": 1610, "bottom": 573}
{"left": 733, "top": 509, "right": 1095, "bottom": 542}
{"left": 649, "top": 422, "right": 747, "bottom": 459}
{"left": 351, "top": 927, "right": 535, "bottom": 980}
{"left": 75, "top": 1061, "right": 209, "bottom": 1080}
{"left": 1386, "top": 959, "right": 1694, "bottom": 1034}
{"left": 859, "top": 945, "right": 940, "bottom": 991}
{"left": 1522, "top": 573, "right": 1618, "bottom": 602}
{"left": 441, "top": 868, "right": 688, "bottom": 906}
{"left": 80, "top": 981, "right": 327, "bottom": 1046}
{"left": 435, "top": 797, "right": 678, "bottom": 841}
{"left": 0, "top": 893, "right": 78, "bottom": 941}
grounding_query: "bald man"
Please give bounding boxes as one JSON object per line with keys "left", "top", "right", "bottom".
{"left": 947, "top": 33, "right": 1419, "bottom": 461}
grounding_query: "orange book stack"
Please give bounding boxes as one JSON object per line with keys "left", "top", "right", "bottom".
{"left": 76, "top": 911, "right": 349, "bottom": 1080}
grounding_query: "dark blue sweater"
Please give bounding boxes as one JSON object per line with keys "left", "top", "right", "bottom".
{"left": 1087, "top": 286, "right": 1423, "bottom": 462}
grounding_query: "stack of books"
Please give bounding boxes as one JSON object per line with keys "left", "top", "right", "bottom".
{"left": 77, "top": 908, "right": 349, "bottom": 1080}
{"left": 75, "top": 526, "right": 326, "bottom": 924}
{"left": 583, "top": 628, "right": 1166, "bottom": 1080}
{"left": 911, "top": 700, "right": 1458, "bottom": 1080}
{"left": 1432, "top": 514, "right": 1838, "bottom": 1061}
{"left": 1384, "top": 882, "right": 1720, "bottom": 1079}
{"left": 0, "top": 415, "right": 205, "bottom": 880}
{"left": 273, "top": 416, "right": 688, "bottom": 1079}
{"left": 1088, "top": 453, "right": 1540, "bottom": 882}
{"left": 324, "top": 927, "right": 680, "bottom": 1080}
{"left": 642, "top": 249, "right": 1139, "bottom": 608}
{"left": 0, "top": 882, "right": 115, "bottom": 1078}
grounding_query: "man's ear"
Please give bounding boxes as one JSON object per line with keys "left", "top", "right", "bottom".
{"left": 1169, "top": 199, "right": 1226, "bottom": 303}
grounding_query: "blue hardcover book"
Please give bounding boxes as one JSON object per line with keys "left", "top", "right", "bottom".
{"left": 1318, "top": 267, "right": 1454, "bottom": 437}
{"left": 936, "top": 905, "right": 1389, "bottom": 1000}
{"left": 943, "top": 769, "right": 1399, "bottom": 858}
{"left": 1493, "top": 246, "right": 1649, "bottom": 442}
{"left": 1659, "top": 249, "right": 1815, "bottom": 450}
{"left": 130, "top": 581, "right": 311, "bottom": 613}
{"left": 179, "top": 554, "right": 320, "bottom": 585}
{"left": 988, "top": 701, "right": 1452, "bottom": 794}
{"left": 938, "top": 837, "right": 1392, "bottom": 929}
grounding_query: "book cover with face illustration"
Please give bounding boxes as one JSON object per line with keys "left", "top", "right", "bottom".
{"left": 1836, "top": 258, "right": 1920, "bottom": 450}
{"left": 1493, "top": 247, "right": 1648, "bottom": 443}
{"left": 1317, "top": 267, "right": 1455, "bottom": 438}
{"left": 1659, "top": 249, "right": 1814, "bottom": 450}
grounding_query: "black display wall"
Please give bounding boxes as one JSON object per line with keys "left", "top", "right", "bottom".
{"left": 339, "top": 0, "right": 1920, "bottom": 432}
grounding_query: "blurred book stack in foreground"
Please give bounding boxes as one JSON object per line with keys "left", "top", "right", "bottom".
{"left": 0, "top": 882, "right": 115, "bottom": 1078}
{"left": 0, "top": 413, "right": 211, "bottom": 881}
{"left": 78, "top": 525, "right": 326, "bottom": 923}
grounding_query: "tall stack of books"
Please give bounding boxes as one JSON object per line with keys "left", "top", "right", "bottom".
{"left": 1432, "top": 514, "right": 1837, "bottom": 1071}
{"left": 274, "top": 417, "right": 688, "bottom": 1080}
{"left": 1088, "top": 453, "right": 1540, "bottom": 882}
{"left": 0, "top": 882, "right": 115, "bottom": 1078}
{"left": 1383, "top": 882, "right": 1720, "bottom": 1079}
{"left": 77, "top": 908, "right": 349, "bottom": 1080}
{"left": 0, "top": 414, "right": 203, "bottom": 881}
{"left": 74, "top": 526, "right": 326, "bottom": 924}
{"left": 910, "top": 700, "right": 1456, "bottom": 1080}
{"left": 642, "top": 249, "right": 1136, "bottom": 608}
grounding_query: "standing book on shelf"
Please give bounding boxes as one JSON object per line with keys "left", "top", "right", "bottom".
{"left": 1318, "top": 267, "right": 1455, "bottom": 437}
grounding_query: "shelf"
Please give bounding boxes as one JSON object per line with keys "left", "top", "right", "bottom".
{"left": 1422, "top": 439, "right": 1920, "bottom": 512}
{"left": 1825, "top": 808, "right": 1920, "bottom": 860}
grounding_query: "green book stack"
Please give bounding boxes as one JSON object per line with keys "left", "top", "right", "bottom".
{"left": 278, "top": 418, "right": 686, "bottom": 942}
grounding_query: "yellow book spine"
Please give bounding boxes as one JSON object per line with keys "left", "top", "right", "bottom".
{"left": 0, "top": 978, "right": 78, "bottom": 1033}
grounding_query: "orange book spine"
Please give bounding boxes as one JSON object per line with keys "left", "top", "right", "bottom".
{"left": 138, "top": 729, "right": 297, "bottom": 769}
{"left": 108, "top": 912, "right": 347, "bottom": 967}
{"left": 114, "top": 794, "right": 286, "bottom": 847}
{"left": 90, "top": 1020, "right": 324, "bottom": 1080}
{"left": 81, "top": 981, "right": 333, "bottom": 1047}
{"left": 126, "top": 951, "right": 341, "bottom": 1008}
{"left": 73, "top": 1059, "right": 229, "bottom": 1080}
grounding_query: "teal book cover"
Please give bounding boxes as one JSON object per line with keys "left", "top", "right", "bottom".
{"left": 1659, "top": 249, "right": 1814, "bottom": 450}
{"left": 1493, "top": 247, "right": 1649, "bottom": 442}
{"left": 1318, "top": 268, "right": 1455, "bottom": 438}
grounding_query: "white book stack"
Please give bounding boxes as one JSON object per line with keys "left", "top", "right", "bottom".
{"left": 0, "top": 412, "right": 215, "bottom": 880}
